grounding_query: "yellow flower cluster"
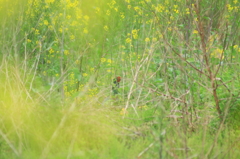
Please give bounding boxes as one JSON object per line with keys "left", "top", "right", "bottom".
{"left": 104, "top": 25, "right": 109, "bottom": 31}
{"left": 132, "top": 29, "right": 138, "bottom": 39}
{"left": 233, "top": 45, "right": 240, "bottom": 52}
{"left": 64, "top": 71, "right": 79, "bottom": 97}
{"left": 227, "top": 3, "right": 239, "bottom": 12}
{"left": 145, "top": 38, "right": 150, "bottom": 42}
{"left": 101, "top": 58, "right": 113, "bottom": 65}
{"left": 154, "top": 4, "right": 165, "bottom": 13}
{"left": 88, "top": 87, "right": 98, "bottom": 97}
{"left": 211, "top": 48, "right": 224, "bottom": 59}
{"left": 138, "top": 105, "right": 148, "bottom": 110}
{"left": 193, "top": 30, "right": 198, "bottom": 34}
{"left": 64, "top": 50, "right": 70, "bottom": 56}
{"left": 126, "top": 38, "right": 132, "bottom": 44}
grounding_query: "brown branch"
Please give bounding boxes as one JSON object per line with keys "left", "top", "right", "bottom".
{"left": 194, "top": 2, "right": 222, "bottom": 119}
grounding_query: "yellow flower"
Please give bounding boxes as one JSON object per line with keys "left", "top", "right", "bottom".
{"left": 139, "top": 105, "right": 148, "bottom": 110}
{"left": 126, "top": 38, "right": 132, "bottom": 43}
{"left": 104, "top": 25, "right": 109, "bottom": 31}
{"left": 49, "top": 48, "right": 54, "bottom": 54}
{"left": 132, "top": 29, "right": 138, "bottom": 35}
{"left": 70, "top": 72, "right": 75, "bottom": 78}
{"left": 84, "top": 15, "right": 89, "bottom": 21}
{"left": 227, "top": 4, "right": 234, "bottom": 12}
{"left": 35, "top": 29, "right": 40, "bottom": 35}
{"left": 75, "top": 60, "right": 80, "bottom": 65}
{"left": 134, "top": 6, "right": 140, "bottom": 11}
{"left": 95, "top": 7, "right": 100, "bottom": 13}
{"left": 120, "top": 13, "right": 125, "bottom": 19}
{"left": 64, "top": 50, "right": 70, "bottom": 55}
{"left": 106, "top": 10, "right": 110, "bottom": 16}
{"left": 132, "top": 29, "right": 138, "bottom": 39}
{"left": 233, "top": 45, "right": 238, "bottom": 49}
{"left": 48, "top": 25, "right": 53, "bottom": 30}
{"left": 67, "top": 15, "right": 71, "bottom": 19}
{"left": 120, "top": 108, "right": 128, "bottom": 115}
{"left": 211, "top": 48, "right": 224, "bottom": 59}
{"left": 120, "top": 45, "right": 126, "bottom": 49}
{"left": 44, "top": 20, "right": 48, "bottom": 26}
{"left": 83, "top": 73, "right": 88, "bottom": 77}
{"left": 59, "top": 28, "right": 63, "bottom": 33}
{"left": 70, "top": 34, "right": 75, "bottom": 40}
{"left": 152, "top": 37, "right": 157, "bottom": 42}
{"left": 83, "top": 28, "right": 88, "bottom": 34}
{"left": 193, "top": 30, "right": 198, "bottom": 34}
{"left": 107, "top": 59, "right": 112, "bottom": 63}
{"left": 145, "top": 38, "right": 150, "bottom": 42}
{"left": 27, "top": 39, "right": 31, "bottom": 43}
{"left": 101, "top": 58, "right": 106, "bottom": 63}
{"left": 46, "top": 0, "right": 55, "bottom": 3}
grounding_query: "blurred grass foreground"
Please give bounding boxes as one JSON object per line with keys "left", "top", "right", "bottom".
{"left": 1, "top": 0, "right": 240, "bottom": 158}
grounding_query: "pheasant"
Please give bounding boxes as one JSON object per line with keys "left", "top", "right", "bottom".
{"left": 112, "top": 76, "right": 121, "bottom": 95}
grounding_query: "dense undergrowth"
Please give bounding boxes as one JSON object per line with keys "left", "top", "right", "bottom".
{"left": 0, "top": 0, "right": 240, "bottom": 158}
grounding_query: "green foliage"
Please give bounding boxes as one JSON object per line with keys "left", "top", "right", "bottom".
{"left": 0, "top": 0, "right": 240, "bottom": 158}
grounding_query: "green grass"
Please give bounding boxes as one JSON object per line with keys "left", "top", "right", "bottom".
{"left": 0, "top": 0, "right": 240, "bottom": 158}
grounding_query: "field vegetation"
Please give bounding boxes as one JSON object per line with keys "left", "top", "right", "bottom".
{"left": 0, "top": 0, "right": 240, "bottom": 158}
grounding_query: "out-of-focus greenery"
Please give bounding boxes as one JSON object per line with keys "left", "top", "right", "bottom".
{"left": 0, "top": 0, "right": 240, "bottom": 158}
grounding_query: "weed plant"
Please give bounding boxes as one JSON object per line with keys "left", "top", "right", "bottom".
{"left": 0, "top": 0, "right": 240, "bottom": 158}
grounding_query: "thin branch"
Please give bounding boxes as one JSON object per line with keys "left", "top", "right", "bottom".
{"left": 0, "top": 129, "right": 20, "bottom": 157}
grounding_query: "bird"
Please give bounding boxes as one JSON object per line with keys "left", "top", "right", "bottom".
{"left": 112, "top": 76, "right": 121, "bottom": 95}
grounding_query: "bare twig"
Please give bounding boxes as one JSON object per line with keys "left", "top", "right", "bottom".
{"left": 0, "top": 129, "right": 20, "bottom": 157}
{"left": 137, "top": 142, "right": 155, "bottom": 158}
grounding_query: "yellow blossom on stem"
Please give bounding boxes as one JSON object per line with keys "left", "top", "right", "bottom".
{"left": 104, "top": 25, "right": 109, "bottom": 31}
{"left": 145, "top": 38, "right": 150, "bottom": 42}
{"left": 83, "top": 73, "right": 88, "bottom": 77}
{"left": 107, "top": 59, "right": 112, "bottom": 63}
{"left": 64, "top": 50, "right": 70, "bottom": 55}
{"left": 193, "top": 30, "right": 198, "bottom": 34}
{"left": 49, "top": 48, "right": 54, "bottom": 54}
{"left": 44, "top": 20, "right": 48, "bottom": 26}
{"left": 83, "top": 28, "right": 88, "bottom": 34}
{"left": 120, "top": 108, "right": 128, "bottom": 115}
{"left": 70, "top": 34, "right": 75, "bottom": 40}
{"left": 126, "top": 38, "right": 132, "bottom": 43}
{"left": 101, "top": 58, "right": 106, "bottom": 63}
{"left": 211, "top": 48, "right": 224, "bottom": 59}
{"left": 35, "top": 29, "right": 40, "bottom": 35}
